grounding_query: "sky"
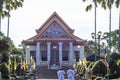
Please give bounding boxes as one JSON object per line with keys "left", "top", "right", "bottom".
{"left": 1, "top": 0, "right": 119, "bottom": 48}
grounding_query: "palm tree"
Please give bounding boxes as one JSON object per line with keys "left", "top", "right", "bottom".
{"left": 84, "top": 40, "right": 96, "bottom": 56}
{"left": 99, "top": 0, "right": 119, "bottom": 52}
{"left": 108, "top": 0, "right": 113, "bottom": 52}
{"left": 118, "top": 6, "right": 120, "bottom": 51}
{"left": 0, "top": 17, "right": 1, "bottom": 31}
{"left": 0, "top": 0, "right": 24, "bottom": 37}
{"left": 83, "top": 0, "right": 99, "bottom": 61}
{"left": 105, "top": 30, "right": 120, "bottom": 52}
{"left": 83, "top": 0, "right": 120, "bottom": 52}
{"left": 0, "top": 0, "right": 3, "bottom": 31}
{"left": 0, "top": 31, "right": 14, "bottom": 53}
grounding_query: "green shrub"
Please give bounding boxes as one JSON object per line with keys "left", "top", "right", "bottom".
{"left": 75, "top": 65, "right": 85, "bottom": 76}
{"left": 10, "top": 55, "right": 23, "bottom": 74}
{"left": 1, "top": 52, "right": 9, "bottom": 64}
{"left": 15, "top": 63, "right": 24, "bottom": 76}
{"left": 95, "top": 77, "right": 103, "bottom": 80}
{"left": 105, "top": 73, "right": 119, "bottom": 79}
{"left": 86, "top": 61, "right": 91, "bottom": 67}
{"left": 116, "top": 60, "right": 120, "bottom": 76}
{"left": 0, "top": 62, "right": 10, "bottom": 79}
{"left": 91, "top": 60, "right": 107, "bottom": 76}
{"left": 101, "top": 78, "right": 106, "bottom": 80}
{"left": 116, "top": 59, "right": 120, "bottom": 66}
{"left": 109, "top": 52, "right": 120, "bottom": 74}
{"left": 88, "top": 62, "right": 94, "bottom": 68}
{"left": 0, "top": 54, "right": 2, "bottom": 63}
{"left": 75, "top": 65, "right": 81, "bottom": 74}
{"left": 10, "top": 55, "right": 22, "bottom": 64}
{"left": 91, "top": 75, "right": 96, "bottom": 80}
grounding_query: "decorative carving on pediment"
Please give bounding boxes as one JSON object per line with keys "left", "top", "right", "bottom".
{"left": 41, "top": 22, "right": 68, "bottom": 38}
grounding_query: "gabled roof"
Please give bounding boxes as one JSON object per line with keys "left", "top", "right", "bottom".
{"left": 34, "top": 12, "right": 75, "bottom": 40}
{"left": 23, "top": 12, "right": 86, "bottom": 45}
{"left": 36, "top": 12, "right": 74, "bottom": 34}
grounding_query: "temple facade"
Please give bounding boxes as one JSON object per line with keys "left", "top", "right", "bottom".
{"left": 23, "top": 12, "right": 86, "bottom": 69}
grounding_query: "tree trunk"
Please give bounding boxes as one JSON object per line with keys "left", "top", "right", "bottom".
{"left": 94, "top": 1, "right": 97, "bottom": 61}
{"left": 7, "top": 0, "right": 10, "bottom": 37}
{"left": 118, "top": 7, "right": 120, "bottom": 51}
{"left": 0, "top": 16, "right": 1, "bottom": 31}
{"left": 109, "top": 8, "right": 111, "bottom": 52}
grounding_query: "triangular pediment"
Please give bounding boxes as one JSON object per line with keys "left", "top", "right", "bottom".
{"left": 35, "top": 12, "right": 75, "bottom": 40}
{"left": 41, "top": 21, "right": 68, "bottom": 38}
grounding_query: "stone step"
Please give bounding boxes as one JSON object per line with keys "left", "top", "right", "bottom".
{"left": 35, "top": 66, "right": 73, "bottom": 79}
{"left": 49, "top": 64, "right": 61, "bottom": 70}
{"left": 35, "top": 66, "right": 58, "bottom": 79}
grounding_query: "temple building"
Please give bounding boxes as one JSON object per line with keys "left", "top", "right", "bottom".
{"left": 23, "top": 12, "right": 86, "bottom": 69}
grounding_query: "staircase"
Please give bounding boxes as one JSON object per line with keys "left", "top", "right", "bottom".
{"left": 35, "top": 66, "right": 72, "bottom": 79}
{"left": 35, "top": 66, "right": 58, "bottom": 79}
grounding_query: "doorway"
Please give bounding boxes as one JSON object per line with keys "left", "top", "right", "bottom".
{"left": 50, "top": 50, "right": 59, "bottom": 65}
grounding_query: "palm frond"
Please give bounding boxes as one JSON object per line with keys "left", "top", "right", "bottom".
{"left": 115, "top": 0, "right": 120, "bottom": 8}
{"left": 86, "top": 4, "right": 92, "bottom": 11}
{"left": 96, "top": 0, "right": 102, "bottom": 4}
{"left": 82, "top": 0, "right": 86, "bottom": 2}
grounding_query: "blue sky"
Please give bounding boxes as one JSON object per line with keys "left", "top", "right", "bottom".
{"left": 1, "top": 0, "right": 119, "bottom": 47}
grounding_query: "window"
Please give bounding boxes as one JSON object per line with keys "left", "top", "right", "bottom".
{"left": 74, "top": 51, "right": 80, "bottom": 62}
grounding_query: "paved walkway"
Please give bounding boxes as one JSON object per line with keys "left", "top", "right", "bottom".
{"left": 28, "top": 79, "right": 67, "bottom": 80}
{"left": 36, "top": 79, "right": 67, "bottom": 80}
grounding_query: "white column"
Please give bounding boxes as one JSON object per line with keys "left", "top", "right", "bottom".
{"left": 58, "top": 42, "right": 63, "bottom": 68}
{"left": 25, "top": 46, "right": 30, "bottom": 64}
{"left": 79, "top": 46, "right": 81, "bottom": 61}
{"left": 47, "top": 42, "right": 51, "bottom": 69}
{"left": 69, "top": 42, "right": 73, "bottom": 66}
{"left": 36, "top": 42, "right": 41, "bottom": 66}
{"left": 80, "top": 46, "right": 84, "bottom": 60}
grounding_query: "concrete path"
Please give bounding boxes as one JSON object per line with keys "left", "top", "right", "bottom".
{"left": 28, "top": 79, "right": 67, "bottom": 80}
{"left": 36, "top": 79, "right": 67, "bottom": 80}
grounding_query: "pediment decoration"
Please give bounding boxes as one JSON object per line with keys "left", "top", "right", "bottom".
{"left": 41, "top": 22, "right": 68, "bottom": 38}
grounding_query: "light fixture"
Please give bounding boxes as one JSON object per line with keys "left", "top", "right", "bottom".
{"left": 97, "top": 31, "right": 102, "bottom": 37}
{"left": 53, "top": 45, "right": 57, "bottom": 49}
{"left": 91, "top": 32, "right": 95, "bottom": 39}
